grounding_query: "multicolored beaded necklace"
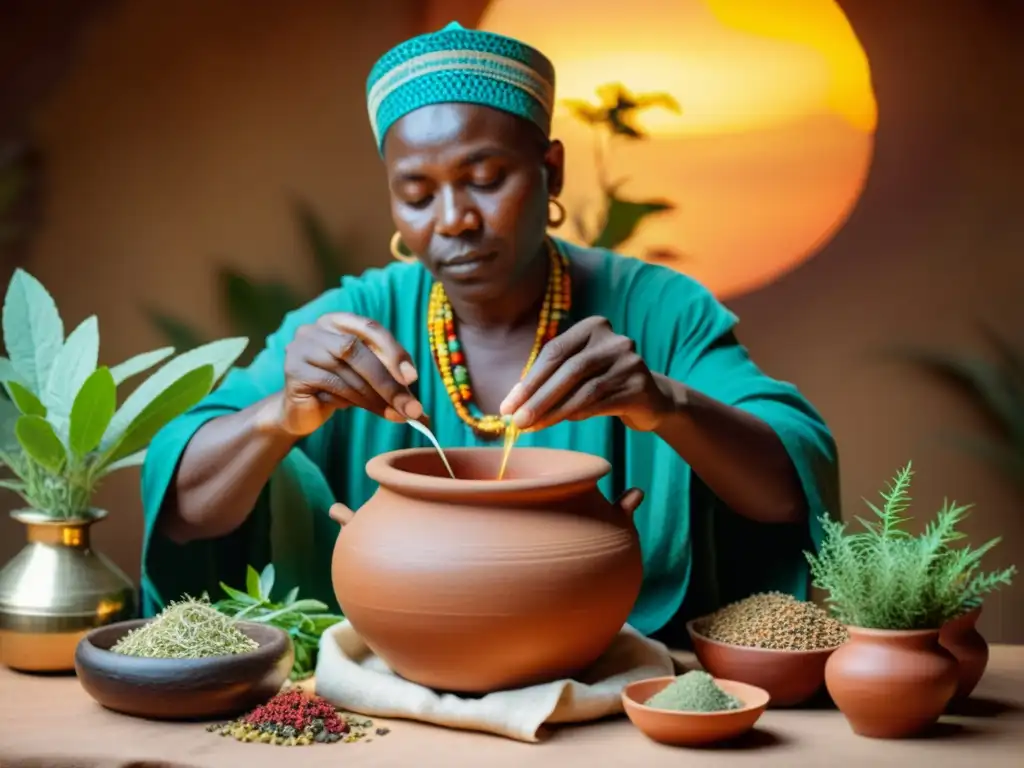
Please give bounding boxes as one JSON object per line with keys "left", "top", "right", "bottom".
{"left": 428, "top": 239, "right": 571, "bottom": 437}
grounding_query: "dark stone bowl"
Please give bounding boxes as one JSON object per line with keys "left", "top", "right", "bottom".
{"left": 74, "top": 618, "right": 293, "bottom": 720}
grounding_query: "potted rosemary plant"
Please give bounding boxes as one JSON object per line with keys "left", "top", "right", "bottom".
{"left": 0, "top": 268, "right": 247, "bottom": 671}
{"left": 805, "top": 461, "right": 1016, "bottom": 739}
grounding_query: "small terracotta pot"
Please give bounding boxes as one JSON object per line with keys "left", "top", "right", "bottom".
{"left": 825, "top": 626, "right": 958, "bottom": 738}
{"left": 332, "top": 447, "right": 644, "bottom": 694}
{"left": 939, "top": 605, "right": 989, "bottom": 700}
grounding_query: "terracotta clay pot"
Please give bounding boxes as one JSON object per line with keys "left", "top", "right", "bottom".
{"left": 939, "top": 605, "right": 989, "bottom": 700}
{"left": 825, "top": 626, "right": 958, "bottom": 738}
{"left": 331, "top": 447, "right": 644, "bottom": 694}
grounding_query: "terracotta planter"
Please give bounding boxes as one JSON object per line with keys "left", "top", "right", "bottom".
{"left": 825, "top": 626, "right": 958, "bottom": 738}
{"left": 331, "top": 447, "right": 644, "bottom": 694}
{"left": 939, "top": 605, "right": 989, "bottom": 700}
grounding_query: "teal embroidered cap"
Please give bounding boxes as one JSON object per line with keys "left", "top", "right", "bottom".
{"left": 366, "top": 21, "right": 556, "bottom": 153}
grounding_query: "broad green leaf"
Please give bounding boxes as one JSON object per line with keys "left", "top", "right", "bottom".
{"left": 219, "top": 582, "right": 259, "bottom": 605}
{"left": 259, "top": 563, "right": 276, "bottom": 599}
{"left": 145, "top": 308, "right": 207, "bottom": 352}
{"left": 283, "top": 586, "right": 299, "bottom": 605}
{"left": 105, "top": 364, "right": 214, "bottom": 462}
{"left": 100, "top": 448, "right": 147, "bottom": 474}
{"left": 15, "top": 414, "right": 65, "bottom": 473}
{"left": 68, "top": 366, "right": 116, "bottom": 458}
{"left": 7, "top": 381, "right": 45, "bottom": 417}
{"left": 110, "top": 346, "right": 175, "bottom": 386}
{"left": 103, "top": 337, "right": 248, "bottom": 448}
{"left": 2, "top": 269, "right": 64, "bottom": 392}
{"left": 286, "top": 599, "right": 329, "bottom": 613}
{"left": 43, "top": 315, "right": 99, "bottom": 436}
{"left": 246, "top": 565, "right": 261, "bottom": 599}
{"left": 591, "top": 194, "right": 674, "bottom": 250}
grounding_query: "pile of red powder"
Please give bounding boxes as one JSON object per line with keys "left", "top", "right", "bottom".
{"left": 210, "top": 689, "right": 349, "bottom": 745}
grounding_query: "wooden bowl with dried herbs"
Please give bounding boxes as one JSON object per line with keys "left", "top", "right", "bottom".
{"left": 74, "top": 597, "right": 293, "bottom": 721}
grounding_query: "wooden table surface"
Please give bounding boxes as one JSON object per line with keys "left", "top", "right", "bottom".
{"left": 2, "top": 646, "right": 1022, "bottom": 768}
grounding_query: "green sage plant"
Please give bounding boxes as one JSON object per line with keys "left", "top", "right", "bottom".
{"left": 805, "top": 461, "right": 1016, "bottom": 630}
{"left": 209, "top": 563, "right": 344, "bottom": 680}
{"left": 0, "top": 268, "right": 248, "bottom": 519}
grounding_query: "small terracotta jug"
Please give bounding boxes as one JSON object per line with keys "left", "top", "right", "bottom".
{"left": 332, "top": 447, "right": 644, "bottom": 694}
{"left": 825, "top": 626, "right": 958, "bottom": 738}
{"left": 939, "top": 605, "right": 988, "bottom": 700}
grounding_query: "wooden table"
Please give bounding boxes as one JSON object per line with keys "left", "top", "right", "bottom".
{"left": 2, "top": 646, "right": 1022, "bottom": 768}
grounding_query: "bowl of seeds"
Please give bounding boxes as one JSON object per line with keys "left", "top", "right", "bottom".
{"left": 622, "top": 670, "right": 770, "bottom": 746}
{"left": 686, "top": 591, "right": 848, "bottom": 707}
{"left": 74, "top": 596, "right": 293, "bottom": 720}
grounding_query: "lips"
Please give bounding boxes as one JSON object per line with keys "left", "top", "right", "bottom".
{"left": 441, "top": 251, "right": 495, "bottom": 267}
{"left": 439, "top": 251, "right": 498, "bottom": 277}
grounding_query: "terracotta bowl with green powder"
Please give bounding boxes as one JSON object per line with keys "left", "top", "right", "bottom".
{"left": 622, "top": 672, "right": 770, "bottom": 746}
{"left": 75, "top": 615, "right": 293, "bottom": 721}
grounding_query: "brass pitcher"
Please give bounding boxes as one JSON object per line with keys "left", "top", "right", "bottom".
{"left": 0, "top": 509, "right": 136, "bottom": 672}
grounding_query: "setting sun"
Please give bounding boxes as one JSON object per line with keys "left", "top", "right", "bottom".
{"left": 478, "top": 0, "right": 878, "bottom": 299}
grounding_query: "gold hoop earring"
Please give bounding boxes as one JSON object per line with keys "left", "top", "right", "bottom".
{"left": 389, "top": 231, "right": 417, "bottom": 263}
{"left": 547, "top": 196, "right": 566, "bottom": 229}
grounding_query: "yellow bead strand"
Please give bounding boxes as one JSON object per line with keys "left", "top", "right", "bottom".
{"left": 427, "top": 239, "right": 571, "bottom": 437}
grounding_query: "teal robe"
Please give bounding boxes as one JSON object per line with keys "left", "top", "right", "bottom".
{"left": 139, "top": 239, "right": 839, "bottom": 646}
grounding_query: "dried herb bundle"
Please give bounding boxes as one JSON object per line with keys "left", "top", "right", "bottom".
{"left": 112, "top": 596, "right": 257, "bottom": 658}
{"left": 210, "top": 564, "right": 344, "bottom": 680}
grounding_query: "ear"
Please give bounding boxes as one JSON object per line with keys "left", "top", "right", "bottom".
{"left": 543, "top": 139, "right": 565, "bottom": 197}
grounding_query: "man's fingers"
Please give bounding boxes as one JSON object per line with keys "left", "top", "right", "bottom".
{"left": 319, "top": 312, "right": 419, "bottom": 386}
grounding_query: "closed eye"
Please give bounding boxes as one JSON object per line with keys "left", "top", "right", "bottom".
{"left": 470, "top": 171, "right": 505, "bottom": 191}
{"left": 404, "top": 196, "right": 433, "bottom": 209}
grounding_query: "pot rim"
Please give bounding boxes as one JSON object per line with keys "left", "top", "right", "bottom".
{"left": 685, "top": 618, "right": 846, "bottom": 655}
{"left": 365, "top": 446, "right": 612, "bottom": 501}
{"left": 844, "top": 625, "right": 943, "bottom": 637}
{"left": 10, "top": 508, "right": 107, "bottom": 526}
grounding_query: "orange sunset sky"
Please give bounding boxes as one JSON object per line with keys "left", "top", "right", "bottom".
{"left": 478, "top": 0, "right": 878, "bottom": 299}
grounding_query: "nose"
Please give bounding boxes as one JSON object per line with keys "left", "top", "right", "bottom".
{"left": 434, "top": 185, "right": 481, "bottom": 238}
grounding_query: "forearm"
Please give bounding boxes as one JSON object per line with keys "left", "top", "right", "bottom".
{"left": 158, "top": 393, "right": 298, "bottom": 544}
{"left": 652, "top": 374, "right": 806, "bottom": 525}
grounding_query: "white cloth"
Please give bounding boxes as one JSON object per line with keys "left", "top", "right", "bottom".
{"left": 314, "top": 620, "right": 676, "bottom": 742}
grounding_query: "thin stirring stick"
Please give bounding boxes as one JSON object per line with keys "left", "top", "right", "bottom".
{"left": 496, "top": 417, "right": 520, "bottom": 481}
{"left": 407, "top": 419, "right": 456, "bottom": 479}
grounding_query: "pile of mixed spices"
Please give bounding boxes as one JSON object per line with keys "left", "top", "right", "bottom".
{"left": 111, "top": 597, "right": 257, "bottom": 658}
{"left": 645, "top": 671, "right": 742, "bottom": 712}
{"left": 696, "top": 591, "right": 848, "bottom": 651}
{"left": 207, "top": 689, "right": 390, "bottom": 746}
